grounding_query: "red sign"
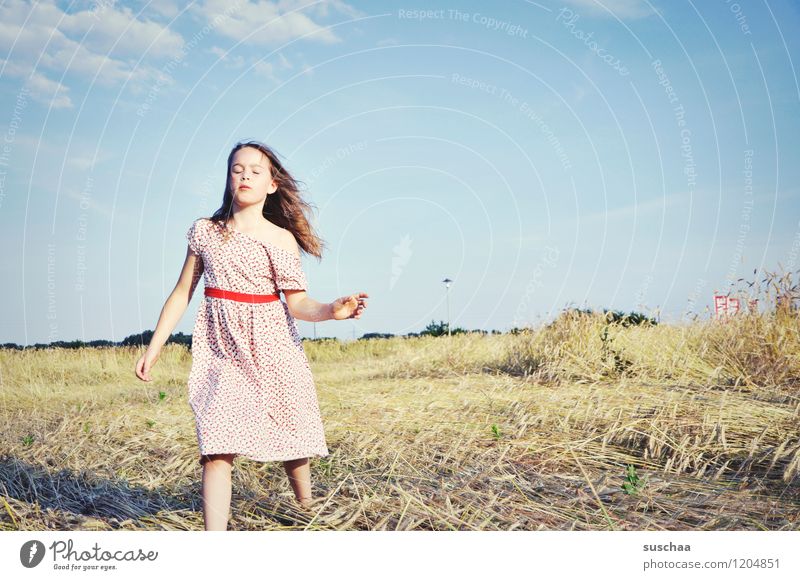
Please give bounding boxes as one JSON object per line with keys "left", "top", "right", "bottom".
{"left": 714, "top": 295, "right": 748, "bottom": 319}
{"left": 714, "top": 295, "right": 728, "bottom": 318}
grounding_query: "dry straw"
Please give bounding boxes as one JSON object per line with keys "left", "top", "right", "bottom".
{"left": 1, "top": 268, "right": 798, "bottom": 530}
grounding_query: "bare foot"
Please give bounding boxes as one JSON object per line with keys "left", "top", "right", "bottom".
{"left": 295, "top": 496, "right": 325, "bottom": 511}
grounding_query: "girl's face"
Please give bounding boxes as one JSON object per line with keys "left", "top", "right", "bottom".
{"left": 229, "top": 146, "right": 278, "bottom": 206}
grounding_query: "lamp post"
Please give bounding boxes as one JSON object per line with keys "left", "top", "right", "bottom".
{"left": 442, "top": 278, "right": 452, "bottom": 336}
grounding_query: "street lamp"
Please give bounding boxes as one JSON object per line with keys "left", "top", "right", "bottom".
{"left": 442, "top": 278, "right": 453, "bottom": 336}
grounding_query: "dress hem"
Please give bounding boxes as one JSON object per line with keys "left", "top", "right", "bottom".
{"left": 198, "top": 449, "right": 330, "bottom": 466}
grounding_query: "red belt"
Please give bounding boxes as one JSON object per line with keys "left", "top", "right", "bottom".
{"left": 204, "top": 286, "right": 280, "bottom": 303}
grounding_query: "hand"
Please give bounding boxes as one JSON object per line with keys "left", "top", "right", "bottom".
{"left": 135, "top": 348, "right": 160, "bottom": 382}
{"left": 331, "top": 292, "right": 369, "bottom": 320}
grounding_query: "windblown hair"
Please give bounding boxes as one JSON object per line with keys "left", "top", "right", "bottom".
{"left": 208, "top": 140, "right": 325, "bottom": 259}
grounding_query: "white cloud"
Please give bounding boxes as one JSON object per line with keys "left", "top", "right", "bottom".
{"left": 276, "top": 0, "right": 363, "bottom": 19}
{"left": 208, "top": 45, "right": 246, "bottom": 68}
{"left": 0, "top": 0, "right": 185, "bottom": 107}
{"left": 140, "top": 0, "right": 183, "bottom": 20}
{"left": 579, "top": 190, "right": 688, "bottom": 224}
{"left": 0, "top": 59, "right": 73, "bottom": 108}
{"left": 561, "top": 0, "right": 654, "bottom": 19}
{"left": 59, "top": 4, "right": 184, "bottom": 59}
{"left": 251, "top": 50, "right": 293, "bottom": 82}
{"left": 63, "top": 186, "right": 114, "bottom": 219}
{"left": 65, "top": 149, "right": 115, "bottom": 171}
{"left": 192, "top": 0, "right": 362, "bottom": 46}
{"left": 570, "top": 83, "right": 588, "bottom": 104}
{"left": 252, "top": 60, "right": 277, "bottom": 79}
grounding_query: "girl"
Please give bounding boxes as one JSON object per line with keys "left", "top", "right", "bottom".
{"left": 134, "top": 141, "right": 368, "bottom": 531}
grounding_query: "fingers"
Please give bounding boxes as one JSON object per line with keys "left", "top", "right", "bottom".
{"left": 135, "top": 357, "right": 153, "bottom": 381}
{"left": 335, "top": 292, "right": 369, "bottom": 320}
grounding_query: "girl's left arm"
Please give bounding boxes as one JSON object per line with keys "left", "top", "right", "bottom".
{"left": 283, "top": 291, "right": 333, "bottom": 322}
{"left": 284, "top": 290, "right": 369, "bottom": 321}
{"left": 280, "top": 231, "right": 368, "bottom": 321}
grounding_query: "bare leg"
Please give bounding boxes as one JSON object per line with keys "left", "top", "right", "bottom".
{"left": 201, "top": 454, "right": 235, "bottom": 530}
{"left": 283, "top": 457, "right": 312, "bottom": 507}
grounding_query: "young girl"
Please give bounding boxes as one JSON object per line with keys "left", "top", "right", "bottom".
{"left": 134, "top": 140, "right": 368, "bottom": 531}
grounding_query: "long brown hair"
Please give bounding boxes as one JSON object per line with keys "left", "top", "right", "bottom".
{"left": 208, "top": 140, "right": 325, "bottom": 259}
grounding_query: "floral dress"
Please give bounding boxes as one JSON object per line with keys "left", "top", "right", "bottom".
{"left": 185, "top": 218, "right": 329, "bottom": 466}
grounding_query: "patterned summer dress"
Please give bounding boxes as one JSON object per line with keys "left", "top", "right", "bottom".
{"left": 185, "top": 218, "right": 329, "bottom": 466}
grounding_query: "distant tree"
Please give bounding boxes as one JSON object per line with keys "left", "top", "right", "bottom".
{"left": 420, "top": 320, "right": 448, "bottom": 336}
{"left": 419, "top": 320, "right": 468, "bottom": 336}
{"left": 508, "top": 327, "right": 533, "bottom": 335}
{"left": 121, "top": 330, "right": 192, "bottom": 348}
{"left": 121, "top": 331, "right": 153, "bottom": 348}
{"left": 359, "top": 333, "right": 395, "bottom": 340}
{"left": 560, "top": 307, "right": 657, "bottom": 327}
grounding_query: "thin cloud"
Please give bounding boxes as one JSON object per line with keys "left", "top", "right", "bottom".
{"left": 191, "top": 0, "right": 362, "bottom": 46}
{"left": 0, "top": 0, "right": 185, "bottom": 106}
{"left": 0, "top": 59, "right": 72, "bottom": 108}
{"left": 64, "top": 187, "right": 114, "bottom": 220}
{"left": 561, "top": 0, "right": 655, "bottom": 19}
{"left": 578, "top": 190, "right": 687, "bottom": 224}
{"left": 208, "top": 45, "right": 247, "bottom": 68}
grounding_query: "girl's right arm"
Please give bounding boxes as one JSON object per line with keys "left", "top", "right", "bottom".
{"left": 135, "top": 246, "right": 204, "bottom": 381}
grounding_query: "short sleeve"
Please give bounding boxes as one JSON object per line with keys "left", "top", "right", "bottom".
{"left": 186, "top": 219, "right": 204, "bottom": 255}
{"left": 276, "top": 253, "right": 308, "bottom": 292}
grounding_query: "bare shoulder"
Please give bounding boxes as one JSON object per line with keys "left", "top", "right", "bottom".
{"left": 275, "top": 227, "right": 302, "bottom": 257}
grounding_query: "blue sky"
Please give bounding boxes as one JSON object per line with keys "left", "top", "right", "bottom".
{"left": 0, "top": 0, "right": 798, "bottom": 344}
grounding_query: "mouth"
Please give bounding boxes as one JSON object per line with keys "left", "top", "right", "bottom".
{"left": 238, "top": 185, "right": 251, "bottom": 190}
